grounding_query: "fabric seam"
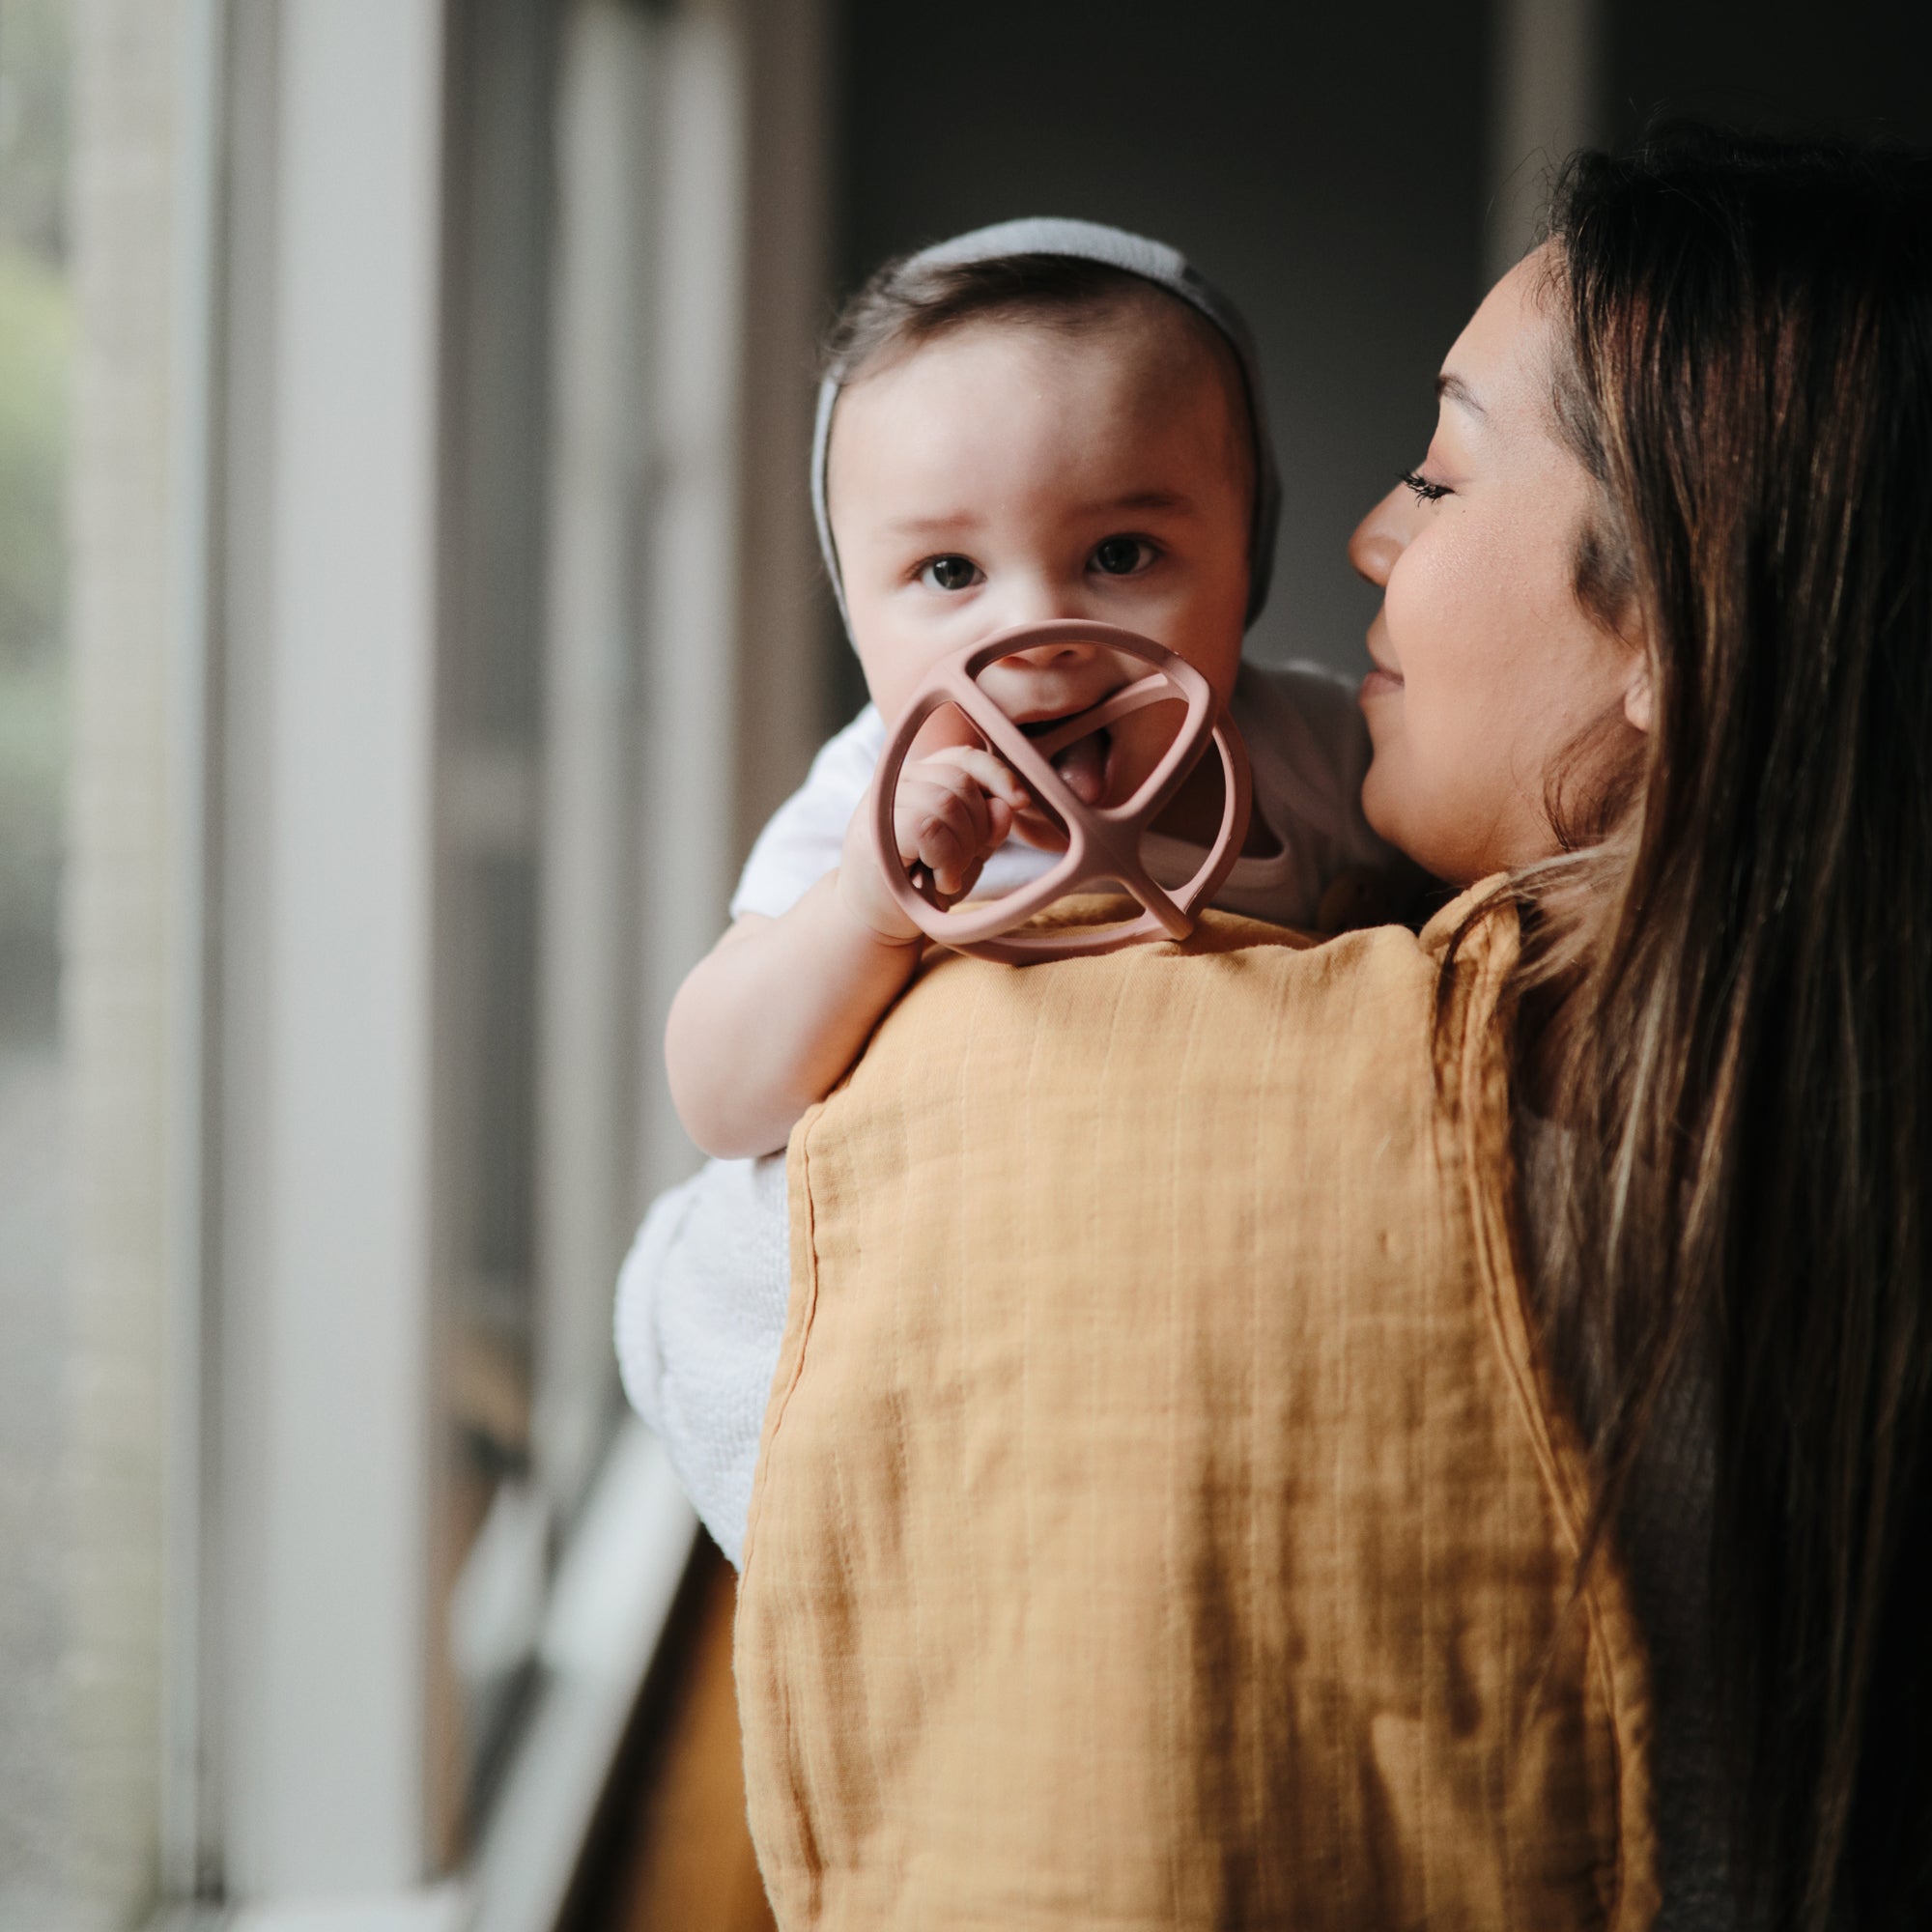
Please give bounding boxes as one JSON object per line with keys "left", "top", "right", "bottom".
{"left": 1451, "top": 910, "right": 1662, "bottom": 1932}
{"left": 738, "top": 1106, "right": 826, "bottom": 1584}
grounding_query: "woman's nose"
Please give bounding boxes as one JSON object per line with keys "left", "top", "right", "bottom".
{"left": 1348, "top": 489, "right": 1407, "bottom": 589}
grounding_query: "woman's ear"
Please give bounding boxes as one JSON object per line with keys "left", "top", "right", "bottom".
{"left": 1622, "top": 655, "right": 1654, "bottom": 734}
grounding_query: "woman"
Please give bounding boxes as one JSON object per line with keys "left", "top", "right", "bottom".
{"left": 624, "top": 127, "right": 1932, "bottom": 1930}
{"left": 1356, "top": 127, "right": 1931, "bottom": 1930}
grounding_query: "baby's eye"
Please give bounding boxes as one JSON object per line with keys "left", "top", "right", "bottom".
{"left": 920, "top": 554, "right": 982, "bottom": 592}
{"left": 1090, "top": 535, "right": 1156, "bottom": 577}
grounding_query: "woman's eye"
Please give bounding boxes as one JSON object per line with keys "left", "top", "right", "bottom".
{"left": 920, "top": 554, "right": 981, "bottom": 592}
{"left": 1402, "top": 469, "right": 1451, "bottom": 503}
{"left": 1090, "top": 535, "right": 1155, "bottom": 577}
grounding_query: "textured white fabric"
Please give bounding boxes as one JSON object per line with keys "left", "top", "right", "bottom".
{"left": 613, "top": 1151, "right": 791, "bottom": 1568}
{"left": 731, "top": 659, "right": 1390, "bottom": 930}
{"left": 622, "top": 658, "right": 1393, "bottom": 1565}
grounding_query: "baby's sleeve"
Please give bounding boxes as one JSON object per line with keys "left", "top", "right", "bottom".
{"left": 1234, "top": 662, "right": 1385, "bottom": 856}
{"left": 1225, "top": 660, "right": 1420, "bottom": 930}
{"left": 613, "top": 1152, "right": 792, "bottom": 1568}
{"left": 728, "top": 704, "right": 886, "bottom": 921}
{"left": 616, "top": 710, "right": 879, "bottom": 1557}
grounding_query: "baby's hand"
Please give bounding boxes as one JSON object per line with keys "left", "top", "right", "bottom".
{"left": 838, "top": 747, "right": 1031, "bottom": 941}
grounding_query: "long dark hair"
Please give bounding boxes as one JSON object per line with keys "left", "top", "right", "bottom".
{"left": 1512, "top": 128, "right": 1932, "bottom": 1929}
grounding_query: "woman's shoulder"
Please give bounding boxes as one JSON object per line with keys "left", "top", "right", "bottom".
{"left": 1186, "top": 875, "right": 1514, "bottom": 973}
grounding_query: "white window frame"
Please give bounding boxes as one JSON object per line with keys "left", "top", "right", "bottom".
{"left": 153, "top": 0, "right": 830, "bottom": 1923}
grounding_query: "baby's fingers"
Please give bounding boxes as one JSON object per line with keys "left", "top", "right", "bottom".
{"left": 912, "top": 745, "right": 1032, "bottom": 814}
{"left": 894, "top": 770, "right": 1006, "bottom": 897}
{"left": 896, "top": 786, "right": 986, "bottom": 896}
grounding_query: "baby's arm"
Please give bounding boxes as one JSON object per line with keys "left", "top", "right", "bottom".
{"left": 665, "top": 881, "right": 918, "bottom": 1160}
{"left": 666, "top": 746, "right": 1029, "bottom": 1158}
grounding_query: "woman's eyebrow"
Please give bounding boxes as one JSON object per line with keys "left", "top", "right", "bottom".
{"left": 1435, "top": 372, "right": 1486, "bottom": 416}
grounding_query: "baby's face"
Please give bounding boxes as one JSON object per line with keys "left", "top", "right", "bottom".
{"left": 825, "top": 299, "right": 1253, "bottom": 824}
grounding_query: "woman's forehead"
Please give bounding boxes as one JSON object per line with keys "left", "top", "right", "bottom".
{"left": 1437, "top": 250, "right": 1560, "bottom": 432}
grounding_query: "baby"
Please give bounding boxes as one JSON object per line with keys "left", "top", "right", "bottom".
{"left": 666, "top": 218, "right": 1397, "bottom": 1162}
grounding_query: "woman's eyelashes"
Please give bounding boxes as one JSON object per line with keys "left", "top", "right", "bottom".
{"left": 1402, "top": 469, "right": 1452, "bottom": 504}
{"left": 918, "top": 554, "right": 983, "bottom": 592}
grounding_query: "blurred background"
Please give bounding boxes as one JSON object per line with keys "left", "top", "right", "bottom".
{"left": 2, "top": 1, "right": 1928, "bottom": 1927}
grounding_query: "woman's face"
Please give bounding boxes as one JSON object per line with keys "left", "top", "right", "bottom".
{"left": 1349, "top": 249, "right": 1647, "bottom": 886}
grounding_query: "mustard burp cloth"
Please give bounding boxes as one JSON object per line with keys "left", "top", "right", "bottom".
{"left": 736, "top": 894, "right": 1657, "bottom": 1931}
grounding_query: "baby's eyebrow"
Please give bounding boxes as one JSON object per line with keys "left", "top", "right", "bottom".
{"left": 880, "top": 490, "right": 1195, "bottom": 538}
{"left": 1081, "top": 489, "right": 1195, "bottom": 516}
{"left": 883, "top": 511, "right": 985, "bottom": 536}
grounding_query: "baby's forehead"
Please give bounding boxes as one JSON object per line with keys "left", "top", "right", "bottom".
{"left": 928, "top": 286, "right": 1236, "bottom": 395}
{"left": 824, "top": 293, "right": 1259, "bottom": 545}
{"left": 853, "top": 290, "right": 1252, "bottom": 455}
{"left": 814, "top": 240, "right": 1279, "bottom": 623}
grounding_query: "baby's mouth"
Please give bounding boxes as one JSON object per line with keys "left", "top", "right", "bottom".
{"left": 1021, "top": 716, "right": 1113, "bottom": 808}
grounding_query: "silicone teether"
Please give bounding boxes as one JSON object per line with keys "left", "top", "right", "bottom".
{"left": 871, "top": 620, "right": 1253, "bottom": 963}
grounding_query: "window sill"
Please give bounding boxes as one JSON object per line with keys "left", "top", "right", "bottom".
{"left": 151, "top": 1419, "right": 696, "bottom": 1932}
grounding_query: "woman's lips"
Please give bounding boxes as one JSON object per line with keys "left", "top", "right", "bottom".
{"left": 1359, "top": 666, "right": 1404, "bottom": 701}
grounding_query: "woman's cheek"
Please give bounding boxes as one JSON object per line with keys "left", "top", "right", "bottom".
{"left": 1379, "top": 522, "right": 1474, "bottom": 677}
{"left": 1358, "top": 744, "right": 1407, "bottom": 851}
{"left": 1361, "top": 732, "right": 1479, "bottom": 884}
{"left": 1373, "top": 625, "right": 1501, "bottom": 874}
{"left": 1358, "top": 682, "right": 1445, "bottom": 860}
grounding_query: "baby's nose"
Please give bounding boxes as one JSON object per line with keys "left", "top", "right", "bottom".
{"left": 1001, "top": 635, "right": 1098, "bottom": 669}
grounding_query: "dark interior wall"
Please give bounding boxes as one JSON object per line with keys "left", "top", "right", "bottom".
{"left": 1605, "top": 0, "right": 1932, "bottom": 149}
{"left": 827, "top": 0, "right": 1493, "bottom": 702}
{"left": 824, "top": 0, "right": 1932, "bottom": 718}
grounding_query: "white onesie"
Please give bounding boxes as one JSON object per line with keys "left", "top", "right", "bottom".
{"left": 616, "top": 660, "right": 1394, "bottom": 1563}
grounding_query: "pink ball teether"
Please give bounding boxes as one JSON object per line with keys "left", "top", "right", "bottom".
{"left": 871, "top": 620, "right": 1253, "bottom": 964}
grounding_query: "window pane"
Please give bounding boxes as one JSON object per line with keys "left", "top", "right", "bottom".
{"left": 0, "top": 0, "right": 94, "bottom": 1920}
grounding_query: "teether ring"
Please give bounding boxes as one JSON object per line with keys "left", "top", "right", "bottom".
{"left": 871, "top": 620, "right": 1253, "bottom": 963}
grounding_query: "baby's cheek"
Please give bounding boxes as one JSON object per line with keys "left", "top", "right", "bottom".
{"left": 1105, "top": 699, "right": 1186, "bottom": 792}
{"left": 852, "top": 613, "right": 951, "bottom": 727}
{"left": 1153, "top": 591, "right": 1245, "bottom": 709}
{"left": 906, "top": 703, "right": 981, "bottom": 760}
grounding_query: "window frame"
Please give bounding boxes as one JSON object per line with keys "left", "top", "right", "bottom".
{"left": 155, "top": 0, "right": 830, "bottom": 1918}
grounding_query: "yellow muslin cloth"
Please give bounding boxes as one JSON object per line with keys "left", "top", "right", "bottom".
{"left": 735, "top": 890, "right": 1657, "bottom": 1930}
